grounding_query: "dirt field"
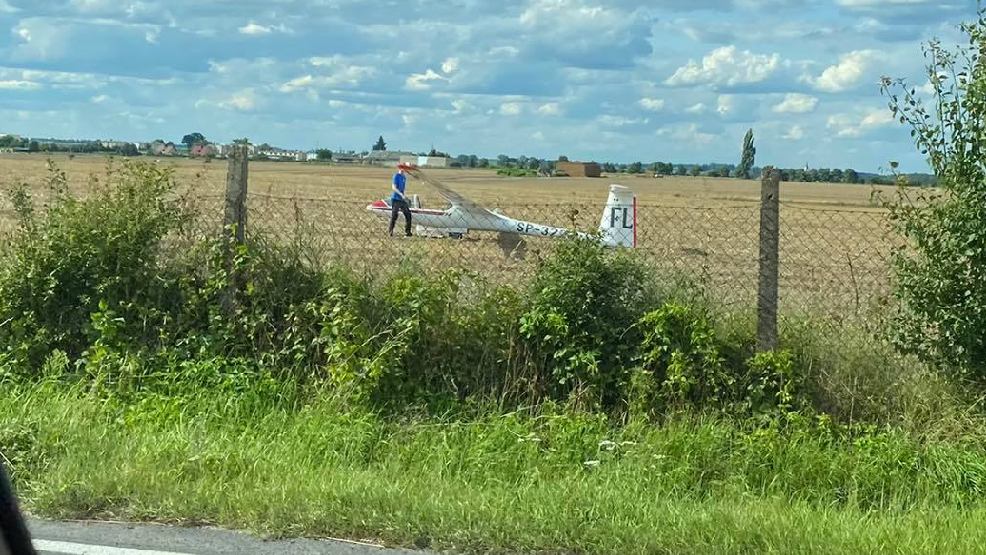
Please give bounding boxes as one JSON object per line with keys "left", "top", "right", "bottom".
{"left": 0, "top": 153, "right": 898, "bottom": 314}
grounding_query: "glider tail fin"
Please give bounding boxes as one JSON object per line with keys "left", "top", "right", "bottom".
{"left": 598, "top": 185, "right": 637, "bottom": 248}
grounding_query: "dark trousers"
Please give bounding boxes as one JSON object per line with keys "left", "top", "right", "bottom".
{"left": 389, "top": 199, "right": 412, "bottom": 235}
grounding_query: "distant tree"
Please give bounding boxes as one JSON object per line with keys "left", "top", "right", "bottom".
{"left": 233, "top": 137, "right": 250, "bottom": 145}
{"left": 118, "top": 143, "right": 139, "bottom": 157}
{"left": 688, "top": 166, "right": 702, "bottom": 177}
{"left": 736, "top": 128, "right": 755, "bottom": 179}
{"left": 316, "top": 149, "right": 333, "bottom": 161}
{"left": 181, "top": 132, "right": 206, "bottom": 147}
{"left": 674, "top": 165, "right": 687, "bottom": 176}
{"left": 602, "top": 162, "right": 617, "bottom": 173}
{"left": 527, "top": 157, "right": 541, "bottom": 170}
{"left": 628, "top": 161, "right": 644, "bottom": 174}
{"left": 829, "top": 169, "right": 844, "bottom": 183}
{"left": 257, "top": 143, "right": 273, "bottom": 152}
{"left": 373, "top": 136, "right": 387, "bottom": 151}
{"left": 478, "top": 158, "right": 490, "bottom": 168}
{"left": 468, "top": 155, "right": 479, "bottom": 168}
{"left": 497, "top": 154, "right": 511, "bottom": 167}
{"left": 558, "top": 155, "right": 569, "bottom": 162}
{"left": 28, "top": 140, "right": 39, "bottom": 152}
{"left": 816, "top": 168, "right": 832, "bottom": 183}
{"left": 844, "top": 168, "right": 860, "bottom": 184}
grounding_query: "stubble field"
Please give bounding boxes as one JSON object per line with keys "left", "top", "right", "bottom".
{"left": 0, "top": 153, "right": 899, "bottom": 314}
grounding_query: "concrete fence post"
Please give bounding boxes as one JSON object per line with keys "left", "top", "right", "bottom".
{"left": 222, "top": 144, "right": 249, "bottom": 315}
{"left": 757, "top": 166, "right": 781, "bottom": 352}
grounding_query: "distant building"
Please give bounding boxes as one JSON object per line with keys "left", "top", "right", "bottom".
{"left": 253, "top": 148, "right": 308, "bottom": 162}
{"left": 366, "top": 150, "right": 413, "bottom": 166}
{"left": 556, "top": 161, "right": 601, "bottom": 178}
{"left": 190, "top": 143, "right": 218, "bottom": 158}
{"left": 100, "top": 140, "right": 129, "bottom": 150}
{"left": 149, "top": 141, "right": 178, "bottom": 156}
{"left": 399, "top": 155, "right": 451, "bottom": 168}
{"left": 333, "top": 151, "right": 361, "bottom": 164}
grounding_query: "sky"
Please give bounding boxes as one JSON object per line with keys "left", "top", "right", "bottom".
{"left": 0, "top": 0, "right": 978, "bottom": 172}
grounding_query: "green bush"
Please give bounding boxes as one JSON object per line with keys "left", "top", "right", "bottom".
{"left": 636, "top": 302, "right": 727, "bottom": 409}
{"left": 0, "top": 161, "right": 187, "bottom": 370}
{"left": 519, "top": 237, "right": 654, "bottom": 408}
{"left": 881, "top": 9, "right": 986, "bottom": 379}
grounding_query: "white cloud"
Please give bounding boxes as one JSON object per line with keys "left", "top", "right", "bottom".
{"left": 783, "top": 125, "right": 804, "bottom": 140}
{"left": 537, "top": 102, "right": 561, "bottom": 116}
{"left": 441, "top": 57, "right": 459, "bottom": 74}
{"left": 451, "top": 99, "right": 473, "bottom": 114}
{"left": 658, "top": 123, "right": 717, "bottom": 145}
{"left": 238, "top": 22, "right": 272, "bottom": 35}
{"left": 237, "top": 22, "right": 289, "bottom": 36}
{"left": 598, "top": 115, "right": 646, "bottom": 127}
{"left": 808, "top": 50, "right": 879, "bottom": 93}
{"left": 220, "top": 89, "right": 259, "bottom": 111}
{"left": 489, "top": 46, "right": 520, "bottom": 57}
{"left": 280, "top": 60, "right": 375, "bottom": 93}
{"left": 773, "top": 93, "right": 819, "bottom": 113}
{"left": 685, "top": 103, "right": 707, "bottom": 114}
{"left": 0, "top": 0, "right": 17, "bottom": 13}
{"left": 69, "top": 0, "right": 116, "bottom": 13}
{"left": 531, "top": 130, "right": 545, "bottom": 141}
{"left": 638, "top": 97, "right": 665, "bottom": 112}
{"left": 666, "top": 45, "right": 781, "bottom": 87}
{"left": 827, "top": 108, "right": 894, "bottom": 138}
{"left": 500, "top": 102, "right": 523, "bottom": 116}
{"left": 405, "top": 69, "right": 447, "bottom": 91}
{"left": 0, "top": 80, "right": 40, "bottom": 91}
{"left": 90, "top": 94, "right": 109, "bottom": 103}
{"left": 280, "top": 75, "right": 314, "bottom": 93}
{"left": 716, "top": 95, "right": 735, "bottom": 116}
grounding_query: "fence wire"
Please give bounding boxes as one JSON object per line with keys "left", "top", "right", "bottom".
{"left": 234, "top": 192, "right": 897, "bottom": 326}
{"left": 0, "top": 183, "right": 899, "bottom": 326}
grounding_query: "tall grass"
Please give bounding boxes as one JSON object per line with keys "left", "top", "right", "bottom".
{"left": 4, "top": 380, "right": 986, "bottom": 553}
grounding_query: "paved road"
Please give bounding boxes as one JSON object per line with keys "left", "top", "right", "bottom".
{"left": 27, "top": 519, "right": 425, "bottom": 555}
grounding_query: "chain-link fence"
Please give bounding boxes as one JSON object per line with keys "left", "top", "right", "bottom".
{"left": 234, "top": 188, "right": 896, "bottom": 325}
{"left": 0, "top": 153, "right": 901, "bottom": 345}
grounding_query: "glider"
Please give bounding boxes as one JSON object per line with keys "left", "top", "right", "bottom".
{"left": 366, "top": 163, "right": 637, "bottom": 248}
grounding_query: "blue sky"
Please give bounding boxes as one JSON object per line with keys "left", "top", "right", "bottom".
{"left": 0, "top": 0, "right": 977, "bottom": 172}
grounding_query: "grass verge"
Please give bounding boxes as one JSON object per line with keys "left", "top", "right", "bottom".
{"left": 4, "top": 379, "right": 986, "bottom": 554}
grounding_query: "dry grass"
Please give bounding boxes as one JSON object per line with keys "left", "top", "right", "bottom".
{"left": 0, "top": 153, "right": 899, "bottom": 313}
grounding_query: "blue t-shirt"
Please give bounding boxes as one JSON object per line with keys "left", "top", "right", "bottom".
{"left": 391, "top": 172, "right": 407, "bottom": 202}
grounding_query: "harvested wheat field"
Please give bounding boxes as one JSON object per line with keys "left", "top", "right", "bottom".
{"left": 0, "top": 153, "right": 901, "bottom": 315}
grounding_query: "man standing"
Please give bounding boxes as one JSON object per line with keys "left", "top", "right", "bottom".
{"left": 389, "top": 164, "right": 412, "bottom": 237}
